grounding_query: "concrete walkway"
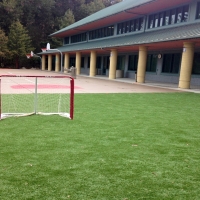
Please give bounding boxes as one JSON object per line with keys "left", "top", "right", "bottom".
{"left": 0, "top": 68, "right": 199, "bottom": 94}
{"left": 78, "top": 74, "right": 200, "bottom": 94}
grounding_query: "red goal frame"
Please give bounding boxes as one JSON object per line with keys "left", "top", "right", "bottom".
{"left": 0, "top": 75, "right": 74, "bottom": 120}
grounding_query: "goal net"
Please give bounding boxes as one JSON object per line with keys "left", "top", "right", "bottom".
{"left": 0, "top": 75, "right": 74, "bottom": 120}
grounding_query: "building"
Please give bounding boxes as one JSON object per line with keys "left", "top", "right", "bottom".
{"left": 40, "top": 0, "right": 200, "bottom": 89}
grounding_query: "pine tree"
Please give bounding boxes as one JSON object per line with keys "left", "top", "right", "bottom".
{"left": 59, "top": 9, "right": 75, "bottom": 29}
{"left": 0, "top": 29, "right": 8, "bottom": 58}
{"left": 8, "top": 21, "right": 33, "bottom": 68}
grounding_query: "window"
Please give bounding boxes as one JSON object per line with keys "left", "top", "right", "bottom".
{"left": 159, "top": 12, "right": 164, "bottom": 26}
{"left": 64, "top": 37, "right": 69, "bottom": 45}
{"left": 117, "top": 56, "right": 126, "bottom": 70}
{"left": 183, "top": 5, "right": 189, "bottom": 22}
{"left": 196, "top": 2, "right": 200, "bottom": 19}
{"left": 96, "top": 57, "right": 101, "bottom": 69}
{"left": 146, "top": 54, "right": 157, "bottom": 72}
{"left": 164, "top": 10, "right": 170, "bottom": 26}
{"left": 71, "top": 33, "right": 86, "bottom": 43}
{"left": 128, "top": 55, "right": 138, "bottom": 71}
{"left": 154, "top": 14, "right": 159, "bottom": 27}
{"left": 148, "top": 15, "right": 154, "bottom": 28}
{"left": 192, "top": 53, "right": 200, "bottom": 74}
{"left": 70, "top": 57, "right": 75, "bottom": 67}
{"left": 87, "top": 57, "right": 90, "bottom": 68}
{"left": 117, "top": 17, "right": 144, "bottom": 34}
{"left": 162, "top": 53, "right": 181, "bottom": 73}
{"left": 170, "top": 9, "right": 176, "bottom": 24}
{"left": 148, "top": 5, "right": 189, "bottom": 29}
{"left": 89, "top": 25, "right": 114, "bottom": 40}
{"left": 81, "top": 57, "right": 84, "bottom": 68}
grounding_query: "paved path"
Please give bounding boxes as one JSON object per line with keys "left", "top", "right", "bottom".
{"left": 0, "top": 68, "right": 199, "bottom": 93}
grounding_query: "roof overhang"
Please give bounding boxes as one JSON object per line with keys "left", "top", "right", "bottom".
{"left": 39, "top": 23, "right": 200, "bottom": 55}
{"left": 50, "top": 0, "right": 192, "bottom": 38}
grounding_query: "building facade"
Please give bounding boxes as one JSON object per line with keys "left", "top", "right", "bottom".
{"left": 40, "top": 0, "right": 200, "bottom": 89}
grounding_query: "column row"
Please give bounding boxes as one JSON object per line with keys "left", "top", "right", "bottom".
{"left": 41, "top": 42, "right": 195, "bottom": 89}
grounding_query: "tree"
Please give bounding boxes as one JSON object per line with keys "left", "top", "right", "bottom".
{"left": 8, "top": 21, "right": 33, "bottom": 68}
{"left": 0, "top": 28, "right": 8, "bottom": 57}
{"left": 58, "top": 9, "right": 75, "bottom": 29}
{"left": 76, "top": 0, "right": 105, "bottom": 21}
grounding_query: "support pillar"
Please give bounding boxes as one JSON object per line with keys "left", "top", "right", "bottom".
{"left": 109, "top": 49, "right": 118, "bottom": 79}
{"left": 137, "top": 46, "right": 147, "bottom": 83}
{"left": 64, "top": 53, "right": 70, "bottom": 73}
{"left": 48, "top": 54, "right": 52, "bottom": 71}
{"left": 42, "top": 55, "right": 46, "bottom": 71}
{"left": 90, "top": 50, "right": 97, "bottom": 77}
{"left": 76, "top": 52, "right": 81, "bottom": 75}
{"left": 55, "top": 53, "right": 60, "bottom": 72}
{"left": 178, "top": 42, "right": 195, "bottom": 89}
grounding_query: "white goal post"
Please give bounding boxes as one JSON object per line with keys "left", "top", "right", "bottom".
{"left": 0, "top": 75, "right": 74, "bottom": 120}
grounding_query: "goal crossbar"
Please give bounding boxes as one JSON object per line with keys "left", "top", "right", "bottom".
{"left": 0, "top": 75, "right": 74, "bottom": 120}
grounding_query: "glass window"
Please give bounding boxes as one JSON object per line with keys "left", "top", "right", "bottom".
{"left": 192, "top": 53, "right": 200, "bottom": 74}
{"left": 96, "top": 57, "right": 101, "bottom": 69}
{"left": 139, "top": 18, "right": 144, "bottom": 30}
{"left": 162, "top": 53, "right": 181, "bottom": 73}
{"left": 128, "top": 55, "right": 138, "bottom": 71}
{"left": 117, "top": 23, "right": 122, "bottom": 34}
{"left": 117, "top": 56, "right": 126, "bottom": 70}
{"left": 196, "top": 2, "right": 200, "bottom": 19}
{"left": 183, "top": 5, "right": 189, "bottom": 22}
{"left": 170, "top": 9, "right": 176, "bottom": 24}
{"left": 148, "top": 15, "right": 154, "bottom": 28}
{"left": 159, "top": 12, "right": 164, "bottom": 26}
{"left": 64, "top": 37, "right": 69, "bottom": 45}
{"left": 154, "top": 14, "right": 159, "bottom": 27}
{"left": 130, "top": 20, "right": 134, "bottom": 32}
{"left": 134, "top": 19, "right": 139, "bottom": 31}
{"left": 171, "top": 54, "right": 181, "bottom": 73}
{"left": 164, "top": 10, "right": 170, "bottom": 25}
{"left": 88, "top": 57, "right": 90, "bottom": 68}
{"left": 177, "top": 7, "right": 183, "bottom": 23}
{"left": 146, "top": 54, "right": 157, "bottom": 72}
{"left": 126, "top": 21, "right": 130, "bottom": 33}
{"left": 81, "top": 57, "right": 84, "bottom": 68}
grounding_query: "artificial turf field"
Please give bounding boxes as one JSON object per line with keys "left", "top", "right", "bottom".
{"left": 0, "top": 93, "right": 200, "bottom": 199}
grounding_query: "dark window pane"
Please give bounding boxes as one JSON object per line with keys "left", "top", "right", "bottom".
{"left": 162, "top": 54, "right": 180, "bottom": 73}
{"left": 170, "top": 9, "right": 176, "bottom": 24}
{"left": 154, "top": 14, "right": 159, "bottom": 27}
{"left": 159, "top": 12, "right": 164, "bottom": 26}
{"left": 183, "top": 5, "right": 189, "bottom": 21}
{"left": 130, "top": 20, "right": 134, "bottom": 32}
{"left": 81, "top": 57, "right": 84, "bottom": 68}
{"left": 64, "top": 37, "right": 69, "bottom": 44}
{"left": 177, "top": 7, "right": 183, "bottom": 23}
{"left": 128, "top": 55, "right": 138, "bottom": 71}
{"left": 164, "top": 10, "right": 170, "bottom": 25}
{"left": 146, "top": 54, "right": 157, "bottom": 72}
{"left": 126, "top": 21, "right": 130, "bottom": 33}
{"left": 162, "top": 54, "right": 172, "bottom": 73}
{"left": 148, "top": 15, "right": 154, "bottom": 29}
{"left": 171, "top": 54, "right": 181, "bottom": 73}
{"left": 139, "top": 18, "right": 144, "bottom": 30}
{"left": 192, "top": 53, "right": 200, "bottom": 74}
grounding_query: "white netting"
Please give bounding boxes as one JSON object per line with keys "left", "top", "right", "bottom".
{"left": 0, "top": 76, "right": 74, "bottom": 119}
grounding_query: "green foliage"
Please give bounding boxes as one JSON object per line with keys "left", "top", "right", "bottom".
{"left": 0, "top": 0, "right": 122, "bottom": 67}
{"left": 0, "top": 93, "right": 200, "bottom": 199}
{"left": 76, "top": 0, "right": 105, "bottom": 21}
{"left": 58, "top": 9, "right": 75, "bottom": 29}
{"left": 0, "top": 29, "right": 8, "bottom": 58}
{"left": 8, "top": 21, "right": 33, "bottom": 68}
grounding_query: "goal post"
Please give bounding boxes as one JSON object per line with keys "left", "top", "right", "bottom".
{"left": 0, "top": 75, "right": 74, "bottom": 120}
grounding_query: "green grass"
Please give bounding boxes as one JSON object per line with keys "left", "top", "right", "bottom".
{"left": 0, "top": 93, "right": 200, "bottom": 200}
